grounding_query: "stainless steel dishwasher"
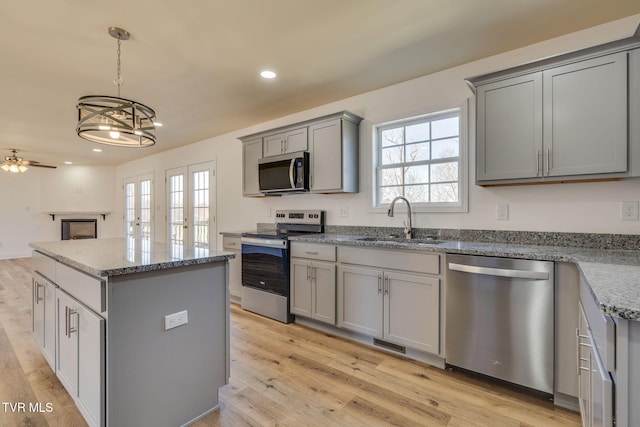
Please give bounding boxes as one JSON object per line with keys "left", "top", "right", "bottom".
{"left": 445, "top": 254, "right": 554, "bottom": 394}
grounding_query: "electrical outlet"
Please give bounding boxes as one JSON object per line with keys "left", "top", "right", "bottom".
{"left": 164, "top": 310, "right": 188, "bottom": 330}
{"left": 620, "top": 201, "right": 639, "bottom": 221}
{"left": 496, "top": 203, "right": 509, "bottom": 220}
{"left": 339, "top": 206, "right": 349, "bottom": 217}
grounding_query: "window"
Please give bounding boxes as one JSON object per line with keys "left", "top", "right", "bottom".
{"left": 374, "top": 106, "right": 466, "bottom": 212}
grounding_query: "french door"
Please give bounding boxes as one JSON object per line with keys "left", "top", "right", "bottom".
{"left": 123, "top": 173, "right": 153, "bottom": 240}
{"left": 166, "top": 162, "right": 216, "bottom": 250}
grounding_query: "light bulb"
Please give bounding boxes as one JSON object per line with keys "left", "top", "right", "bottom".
{"left": 109, "top": 130, "right": 121, "bottom": 139}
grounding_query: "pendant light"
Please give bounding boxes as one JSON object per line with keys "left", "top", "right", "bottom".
{"left": 76, "top": 27, "right": 157, "bottom": 147}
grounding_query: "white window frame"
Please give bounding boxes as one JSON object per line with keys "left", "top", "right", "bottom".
{"left": 371, "top": 101, "right": 468, "bottom": 213}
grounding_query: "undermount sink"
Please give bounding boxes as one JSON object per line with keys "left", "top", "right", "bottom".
{"left": 355, "top": 236, "right": 442, "bottom": 245}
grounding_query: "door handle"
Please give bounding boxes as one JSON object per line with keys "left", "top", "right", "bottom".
{"left": 377, "top": 274, "right": 382, "bottom": 294}
{"left": 289, "top": 159, "right": 296, "bottom": 189}
{"left": 35, "top": 281, "right": 44, "bottom": 303}
{"left": 384, "top": 276, "right": 389, "bottom": 295}
{"left": 65, "top": 306, "right": 78, "bottom": 338}
{"left": 545, "top": 148, "right": 550, "bottom": 175}
{"left": 448, "top": 263, "right": 549, "bottom": 280}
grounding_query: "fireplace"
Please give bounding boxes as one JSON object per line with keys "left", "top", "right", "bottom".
{"left": 61, "top": 219, "right": 98, "bottom": 240}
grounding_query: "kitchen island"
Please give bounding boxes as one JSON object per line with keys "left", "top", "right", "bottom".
{"left": 29, "top": 237, "right": 235, "bottom": 427}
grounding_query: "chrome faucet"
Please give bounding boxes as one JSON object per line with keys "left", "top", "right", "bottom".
{"left": 388, "top": 196, "right": 412, "bottom": 239}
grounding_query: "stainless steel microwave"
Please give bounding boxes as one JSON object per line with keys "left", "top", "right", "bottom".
{"left": 258, "top": 151, "right": 310, "bottom": 194}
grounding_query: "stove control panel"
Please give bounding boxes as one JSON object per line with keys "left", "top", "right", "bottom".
{"left": 275, "top": 210, "right": 325, "bottom": 225}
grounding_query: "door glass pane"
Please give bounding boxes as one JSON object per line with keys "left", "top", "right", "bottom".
{"left": 192, "top": 170, "right": 209, "bottom": 248}
{"left": 139, "top": 179, "right": 152, "bottom": 240}
{"left": 124, "top": 182, "right": 136, "bottom": 238}
{"left": 168, "top": 174, "right": 184, "bottom": 248}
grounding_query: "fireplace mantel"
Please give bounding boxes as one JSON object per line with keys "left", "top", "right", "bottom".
{"left": 46, "top": 212, "right": 110, "bottom": 221}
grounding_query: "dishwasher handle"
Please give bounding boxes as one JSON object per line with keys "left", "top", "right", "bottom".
{"left": 448, "top": 262, "right": 549, "bottom": 280}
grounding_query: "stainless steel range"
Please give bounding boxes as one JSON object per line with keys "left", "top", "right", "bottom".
{"left": 241, "top": 210, "right": 325, "bottom": 323}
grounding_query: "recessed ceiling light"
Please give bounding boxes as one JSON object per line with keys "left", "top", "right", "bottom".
{"left": 154, "top": 122, "right": 163, "bottom": 127}
{"left": 93, "top": 148, "right": 102, "bottom": 152}
{"left": 64, "top": 161, "right": 73, "bottom": 165}
{"left": 260, "top": 70, "right": 277, "bottom": 79}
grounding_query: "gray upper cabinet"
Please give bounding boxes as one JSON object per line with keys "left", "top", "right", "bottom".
{"left": 263, "top": 127, "right": 308, "bottom": 157}
{"left": 309, "top": 116, "right": 359, "bottom": 193}
{"left": 476, "top": 73, "right": 543, "bottom": 181}
{"left": 242, "top": 137, "right": 262, "bottom": 197}
{"left": 239, "top": 111, "right": 362, "bottom": 196}
{"left": 543, "top": 53, "right": 627, "bottom": 177}
{"left": 471, "top": 41, "right": 635, "bottom": 185}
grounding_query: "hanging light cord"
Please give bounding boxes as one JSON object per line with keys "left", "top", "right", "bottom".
{"left": 114, "top": 36, "right": 124, "bottom": 97}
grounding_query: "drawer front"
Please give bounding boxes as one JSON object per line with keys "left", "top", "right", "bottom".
{"left": 579, "top": 277, "right": 615, "bottom": 372}
{"left": 223, "top": 236, "right": 241, "bottom": 251}
{"left": 32, "top": 251, "right": 56, "bottom": 282}
{"left": 291, "top": 242, "right": 337, "bottom": 262}
{"left": 338, "top": 246, "right": 440, "bottom": 275}
{"left": 55, "top": 262, "right": 105, "bottom": 314}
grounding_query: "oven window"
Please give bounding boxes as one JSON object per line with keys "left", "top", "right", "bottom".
{"left": 241, "top": 244, "right": 289, "bottom": 296}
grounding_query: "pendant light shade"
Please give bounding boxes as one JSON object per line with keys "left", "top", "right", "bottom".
{"left": 76, "top": 27, "right": 157, "bottom": 148}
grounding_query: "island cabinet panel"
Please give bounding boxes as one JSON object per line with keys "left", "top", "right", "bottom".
{"left": 473, "top": 50, "right": 629, "bottom": 185}
{"left": 107, "top": 263, "right": 229, "bottom": 427}
{"left": 56, "top": 288, "right": 105, "bottom": 427}
{"left": 32, "top": 273, "right": 58, "bottom": 371}
{"left": 55, "top": 262, "right": 105, "bottom": 314}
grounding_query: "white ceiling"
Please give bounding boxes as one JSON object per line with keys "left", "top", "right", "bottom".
{"left": 2, "top": 0, "right": 640, "bottom": 168}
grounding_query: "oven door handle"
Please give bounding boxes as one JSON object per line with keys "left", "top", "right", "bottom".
{"left": 241, "top": 237, "right": 288, "bottom": 248}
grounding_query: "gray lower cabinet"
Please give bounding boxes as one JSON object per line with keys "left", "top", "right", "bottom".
{"left": 56, "top": 288, "right": 105, "bottom": 427}
{"left": 222, "top": 236, "right": 242, "bottom": 301}
{"left": 242, "top": 137, "right": 262, "bottom": 196}
{"left": 578, "top": 274, "right": 615, "bottom": 427}
{"left": 32, "top": 272, "right": 56, "bottom": 370}
{"left": 337, "top": 247, "right": 441, "bottom": 355}
{"left": 474, "top": 51, "right": 628, "bottom": 185}
{"left": 290, "top": 242, "right": 337, "bottom": 324}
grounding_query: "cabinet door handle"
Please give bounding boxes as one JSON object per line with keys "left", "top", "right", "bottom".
{"left": 545, "top": 148, "right": 550, "bottom": 175}
{"left": 304, "top": 251, "right": 318, "bottom": 255}
{"left": 35, "top": 281, "right": 44, "bottom": 303}
{"left": 306, "top": 265, "right": 311, "bottom": 281}
{"left": 65, "top": 306, "right": 78, "bottom": 337}
{"left": 384, "top": 276, "right": 389, "bottom": 295}
{"left": 377, "top": 274, "right": 382, "bottom": 294}
{"left": 536, "top": 150, "right": 540, "bottom": 176}
{"left": 311, "top": 266, "right": 316, "bottom": 282}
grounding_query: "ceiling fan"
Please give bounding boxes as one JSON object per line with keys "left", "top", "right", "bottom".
{"left": 1, "top": 149, "right": 57, "bottom": 173}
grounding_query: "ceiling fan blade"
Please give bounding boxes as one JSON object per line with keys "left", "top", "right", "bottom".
{"left": 28, "top": 163, "right": 57, "bottom": 169}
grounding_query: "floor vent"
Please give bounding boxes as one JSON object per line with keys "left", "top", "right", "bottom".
{"left": 373, "top": 338, "right": 406, "bottom": 354}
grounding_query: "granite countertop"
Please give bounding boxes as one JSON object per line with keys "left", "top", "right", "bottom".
{"left": 30, "top": 237, "right": 235, "bottom": 278}
{"left": 290, "top": 234, "right": 640, "bottom": 322}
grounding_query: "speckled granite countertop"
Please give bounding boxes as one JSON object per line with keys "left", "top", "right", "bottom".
{"left": 290, "top": 234, "right": 640, "bottom": 322}
{"left": 30, "top": 238, "right": 235, "bottom": 278}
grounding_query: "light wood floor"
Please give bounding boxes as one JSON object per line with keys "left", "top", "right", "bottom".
{"left": 0, "top": 258, "right": 581, "bottom": 426}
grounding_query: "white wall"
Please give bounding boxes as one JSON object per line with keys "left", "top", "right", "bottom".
{"left": 0, "top": 165, "right": 117, "bottom": 259}
{"left": 116, "top": 14, "right": 640, "bottom": 246}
